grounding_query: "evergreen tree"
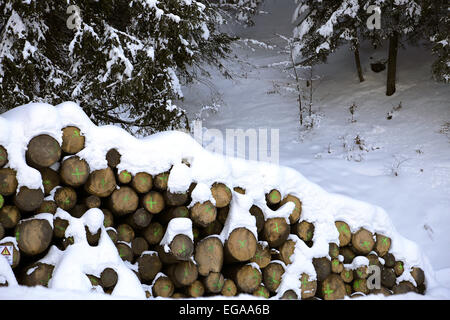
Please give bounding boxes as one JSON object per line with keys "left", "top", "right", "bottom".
{"left": 211, "top": 0, "right": 264, "bottom": 25}
{"left": 292, "top": 0, "right": 367, "bottom": 82}
{"left": 0, "top": 0, "right": 232, "bottom": 134}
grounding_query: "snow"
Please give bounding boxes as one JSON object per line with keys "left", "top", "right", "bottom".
{"left": 160, "top": 218, "right": 194, "bottom": 252}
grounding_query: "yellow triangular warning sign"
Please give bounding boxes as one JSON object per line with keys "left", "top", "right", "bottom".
{"left": 1, "top": 247, "right": 11, "bottom": 256}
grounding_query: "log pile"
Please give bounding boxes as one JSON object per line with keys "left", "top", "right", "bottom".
{"left": 0, "top": 127, "right": 426, "bottom": 299}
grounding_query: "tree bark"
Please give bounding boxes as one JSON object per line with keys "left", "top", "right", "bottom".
{"left": 354, "top": 42, "right": 365, "bottom": 83}
{"left": 386, "top": 31, "right": 399, "bottom": 96}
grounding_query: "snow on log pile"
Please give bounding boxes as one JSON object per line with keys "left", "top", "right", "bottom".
{"left": 0, "top": 102, "right": 435, "bottom": 299}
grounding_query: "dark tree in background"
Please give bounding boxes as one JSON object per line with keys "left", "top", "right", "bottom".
{"left": 0, "top": 0, "right": 232, "bottom": 134}
{"left": 292, "top": 0, "right": 449, "bottom": 95}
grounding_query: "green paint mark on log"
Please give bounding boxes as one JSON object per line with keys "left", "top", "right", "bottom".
{"left": 238, "top": 240, "right": 246, "bottom": 248}
{"left": 324, "top": 284, "right": 334, "bottom": 298}
{"left": 71, "top": 167, "right": 86, "bottom": 181}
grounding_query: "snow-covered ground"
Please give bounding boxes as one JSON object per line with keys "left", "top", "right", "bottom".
{"left": 181, "top": 0, "right": 450, "bottom": 297}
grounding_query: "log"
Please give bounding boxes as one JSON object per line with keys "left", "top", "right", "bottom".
{"left": 250, "top": 242, "right": 271, "bottom": 269}
{"left": 61, "top": 126, "right": 85, "bottom": 154}
{"left": 217, "top": 206, "right": 229, "bottom": 225}
{"left": 262, "top": 218, "right": 289, "bottom": 248}
{"left": 203, "top": 272, "right": 225, "bottom": 293}
{"left": 116, "top": 242, "right": 133, "bottom": 262}
{"left": 87, "top": 274, "right": 101, "bottom": 287}
{"left": 84, "top": 195, "right": 101, "bottom": 209}
{"left": 15, "top": 218, "right": 53, "bottom": 255}
{"left": 20, "top": 262, "right": 54, "bottom": 287}
{"left": 163, "top": 191, "right": 188, "bottom": 206}
{"left": 253, "top": 285, "right": 270, "bottom": 299}
{"left": 36, "top": 200, "right": 57, "bottom": 214}
{"left": 154, "top": 172, "right": 169, "bottom": 191}
{"left": 142, "top": 222, "right": 164, "bottom": 245}
{"left": 351, "top": 228, "right": 375, "bottom": 255}
{"left": 101, "top": 209, "right": 114, "bottom": 228}
{"left": 131, "top": 237, "right": 149, "bottom": 257}
{"left": 131, "top": 172, "right": 153, "bottom": 194}
{"left": 345, "top": 284, "right": 352, "bottom": 296}
{"left": 60, "top": 156, "right": 90, "bottom": 187}
{"left": 354, "top": 266, "right": 368, "bottom": 279}
{"left": 329, "top": 243, "right": 339, "bottom": 259}
{"left": 0, "top": 146, "right": 7, "bottom": 168}
{"left": 186, "top": 280, "right": 205, "bottom": 298}
{"left": 54, "top": 187, "right": 77, "bottom": 212}
{"left": 100, "top": 268, "right": 118, "bottom": 289}
{"left": 279, "top": 239, "right": 295, "bottom": 265}
{"left": 106, "top": 148, "right": 121, "bottom": 168}
{"left": 263, "top": 262, "right": 284, "bottom": 293}
{"left": 266, "top": 189, "right": 281, "bottom": 206}
{"left": 0, "top": 206, "right": 21, "bottom": 229}
{"left": 383, "top": 253, "right": 395, "bottom": 268}
{"left": 279, "top": 194, "right": 302, "bottom": 224}
{"left": 85, "top": 225, "right": 101, "bottom": 246}
{"left": 70, "top": 204, "right": 88, "bottom": 219}
{"left": 194, "top": 236, "right": 223, "bottom": 276}
{"left": 118, "top": 170, "right": 132, "bottom": 184}
{"left": 106, "top": 228, "right": 118, "bottom": 244}
{"left": 0, "top": 223, "right": 4, "bottom": 240}
{"left": 249, "top": 205, "right": 265, "bottom": 233}
{"left": 335, "top": 221, "right": 352, "bottom": 247}
{"left": 127, "top": 208, "right": 152, "bottom": 230}
{"left": 0, "top": 194, "right": 3, "bottom": 210}
{"left": 14, "top": 186, "right": 44, "bottom": 212}
{"left": 142, "top": 191, "right": 165, "bottom": 214}
{"left": 0, "top": 240, "right": 20, "bottom": 268}
{"left": 331, "top": 258, "right": 344, "bottom": 274}
{"left": 321, "top": 274, "right": 346, "bottom": 300}
{"left": 108, "top": 186, "right": 139, "bottom": 216}
{"left": 192, "top": 227, "right": 200, "bottom": 243}
{"left": 224, "top": 227, "right": 257, "bottom": 262}
{"left": 381, "top": 267, "right": 396, "bottom": 289}
{"left": 340, "top": 246, "right": 356, "bottom": 264}
{"left": 233, "top": 187, "right": 246, "bottom": 194}
{"left": 0, "top": 168, "right": 18, "bottom": 196}
{"left": 84, "top": 167, "right": 116, "bottom": 197}
{"left": 152, "top": 276, "right": 174, "bottom": 298}
{"left": 117, "top": 224, "right": 135, "bottom": 243}
{"left": 294, "top": 220, "right": 314, "bottom": 244}
{"left": 234, "top": 264, "right": 262, "bottom": 293}
{"left": 340, "top": 268, "right": 354, "bottom": 284}
{"left": 39, "top": 167, "right": 60, "bottom": 195}
{"left": 221, "top": 279, "right": 237, "bottom": 296}
{"left": 171, "top": 261, "right": 198, "bottom": 287}
{"left": 171, "top": 293, "right": 187, "bottom": 299}
{"left": 394, "top": 261, "right": 404, "bottom": 277}
{"left": 190, "top": 201, "right": 217, "bottom": 227}
{"left": 211, "top": 183, "right": 232, "bottom": 208}
{"left": 169, "top": 234, "right": 194, "bottom": 261}
{"left": 392, "top": 281, "right": 417, "bottom": 295}
{"left": 137, "top": 252, "right": 162, "bottom": 282}
{"left": 374, "top": 234, "right": 391, "bottom": 257}
{"left": 300, "top": 273, "right": 317, "bottom": 299}
{"left": 281, "top": 290, "right": 298, "bottom": 300}
{"left": 312, "top": 257, "right": 331, "bottom": 282}
{"left": 367, "top": 253, "right": 382, "bottom": 269}
{"left": 352, "top": 278, "right": 369, "bottom": 294}
{"left": 53, "top": 217, "right": 69, "bottom": 238}
{"left": 411, "top": 267, "right": 425, "bottom": 287}
{"left": 26, "top": 134, "right": 61, "bottom": 168}
{"left": 159, "top": 206, "right": 189, "bottom": 225}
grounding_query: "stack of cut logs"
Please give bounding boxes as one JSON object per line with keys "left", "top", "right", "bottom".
{"left": 0, "top": 128, "right": 426, "bottom": 298}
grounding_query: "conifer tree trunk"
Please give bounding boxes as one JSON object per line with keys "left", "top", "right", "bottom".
{"left": 353, "top": 42, "right": 365, "bottom": 83}
{"left": 386, "top": 31, "right": 399, "bottom": 96}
